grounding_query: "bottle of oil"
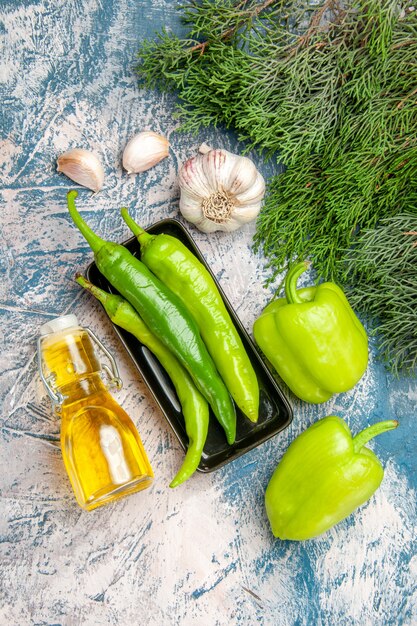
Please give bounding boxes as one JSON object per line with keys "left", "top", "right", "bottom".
{"left": 37, "top": 314, "right": 153, "bottom": 511}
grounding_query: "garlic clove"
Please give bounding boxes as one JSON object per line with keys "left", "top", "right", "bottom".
{"left": 232, "top": 203, "right": 262, "bottom": 224}
{"left": 198, "top": 144, "right": 237, "bottom": 194}
{"left": 194, "top": 215, "right": 226, "bottom": 234}
{"left": 57, "top": 149, "right": 104, "bottom": 192}
{"left": 179, "top": 190, "right": 205, "bottom": 220}
{"left": 179, "top": 154, "right": 212, "bottom": 199}
{"left": 122, "top": 131, "right": 169, "bottom": 174}
{"left": 221, "top": 221, "right": 242, "bottom": 232}
{"left": 228, "top": 155, "right": 261, "bottom": 196}
{"left": 201, "top": 149, "right": 235, "bottom": 194}
{"left": 234, "top": 172, "right": 265, "bottom": 205}
{"left": 214, "top": 216, "right": 242, "bottom": 233}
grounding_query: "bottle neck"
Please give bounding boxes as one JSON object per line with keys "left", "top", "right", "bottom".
{"left": 59, "top": 373, "right": 107, "bottom": 405}
{"left": 40, "top": 327, "right": 106, "bottom": 405}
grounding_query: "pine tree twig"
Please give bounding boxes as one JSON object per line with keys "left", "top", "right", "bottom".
{"left": 287, "top": 0, "right": 340, "bottom": 56}
{"left": 397, "top": 86, "right": 417, "bottom": 109}
{"left": 345, "top": 214, "right": 417, "bottom": 373}
{"left": 404, "top": 231, "right": 417, "bottom": 246}
{"left": 392, "top": 39, "right": 417, "bottom": 49}
{"left": 188, "top": 0, "right": 279, "bottom": 54}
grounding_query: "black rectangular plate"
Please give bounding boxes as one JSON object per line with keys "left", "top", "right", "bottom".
{"left": 86, "top": 218, "right": 293, "bottom": 472}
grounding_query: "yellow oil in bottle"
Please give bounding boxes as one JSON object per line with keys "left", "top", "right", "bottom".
{"left": 39, "top": 316, "right": 153, "bottom": 511}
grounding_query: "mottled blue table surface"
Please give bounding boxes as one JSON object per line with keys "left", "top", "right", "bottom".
{"left": 1, "top": 2, "right": 416, "bottom": 625}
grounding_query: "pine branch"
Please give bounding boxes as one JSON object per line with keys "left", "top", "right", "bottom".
{"left": 188, "top": 0, "right": 279, "bottom": 54}
{"left": 137, "top": 0, "right": 417, "bottom": 371}
{"left": 344, "top": 214, "right": 417, "bottom": 374}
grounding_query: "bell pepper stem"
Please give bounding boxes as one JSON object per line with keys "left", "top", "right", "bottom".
{"left": 352, "top": 420, "right": 399, "bottom": 453}
{"left": 285, "top": 261, "right": 311, "bottom": 304}
{"left": 67, "top": 190, "right": 105, "bottom": 255}
{"left": 120, "top": 207, "right": 153, "bottom": 246}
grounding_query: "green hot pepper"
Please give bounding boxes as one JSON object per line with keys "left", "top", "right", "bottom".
{"left": 253, "top": 261, "right": 368, "bottom": 403}
{"left": 265, "top": 416, "right": 398, "bottom": 540}
{"left": 67, "top": 191, "right": 236, "bottom": 444}
{"left": 120, "top": 208, "right": 259, "bottom": 423}
{"left": 75, "top": 274, "right": 209, "bottom": 488}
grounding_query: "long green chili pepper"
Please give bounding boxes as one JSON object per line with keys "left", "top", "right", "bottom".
{"left": 120, "top": 208, "right": 260, "bottom": 423}
{"left": 75, "top": 274, "right": 209, "bottom": 487}
{"left": 67, "top": 190, "right": 236, "bottom": 444}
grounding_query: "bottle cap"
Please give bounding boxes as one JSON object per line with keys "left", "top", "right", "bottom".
{"left": 40, "top": 314, "right": 79, "bottom": 336}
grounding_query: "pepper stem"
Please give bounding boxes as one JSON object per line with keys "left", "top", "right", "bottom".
{"left": 75, "top": 273, "right": 110, "bottom": 305}
{"left": 352, "top": 420, "right": 398, "bottom": 453}
{"left": 67, "top": 190, "right": 105, "bottom": 254}
{"left": 120, "top": 207, "right": 153, "bottom": 246}
{"left": 285, "top": 261, "right": 310, "bottom": 304}
{"left": 75, "top": 273, "right": 121, "bottom": 320}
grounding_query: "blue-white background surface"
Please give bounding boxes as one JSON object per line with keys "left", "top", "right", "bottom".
{"left": 0, "top": 1, "right": 416, "bottom": 625}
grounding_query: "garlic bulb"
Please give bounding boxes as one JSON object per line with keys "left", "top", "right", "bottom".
{"left": 57, "top": 149, "right": 104, "bottom": 192}
{"left": 178, "top": 144, "right": 265, "bottom": 233}
{"left": 122, "top": 131, "right": 170, "bottom": 174}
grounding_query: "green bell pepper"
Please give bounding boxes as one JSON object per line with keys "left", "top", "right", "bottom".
{"left": 253, "top": 261, "right": 368, "bottom": 403}
{"left": 265, "top": 416, "right": 398, "bottom": 540}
